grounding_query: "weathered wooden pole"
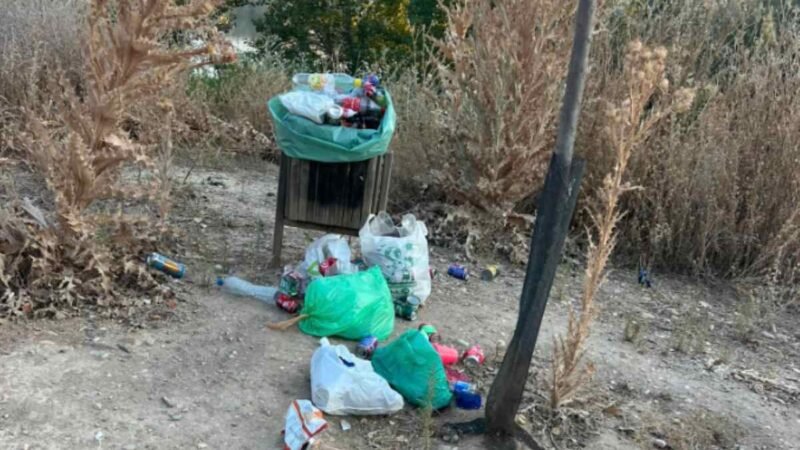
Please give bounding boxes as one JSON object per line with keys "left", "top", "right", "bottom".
{"left": 484, "top": 0, "right": 597, "bottom": 440}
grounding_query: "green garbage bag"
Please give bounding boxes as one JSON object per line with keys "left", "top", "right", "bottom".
{"left": 267, "top": 91, "right": 396, "bottom": 163}
{"left": 371, "top": 330, "right": 453, "bottom": 409}
{"left": 299, "top": 266, "right": 394, "bottom": 340}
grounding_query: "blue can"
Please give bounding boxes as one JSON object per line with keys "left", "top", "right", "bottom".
{"left": 453, "top": 383, "right": 482, "bottom": 410}
{"left": 146, "top": 253, "right": 186, "bottom": 279}
{"left": 447, "top": 264, "right": 469, "bottom": 280}
{"left": 355, "top": 335, "right": 379, "bottom": 359}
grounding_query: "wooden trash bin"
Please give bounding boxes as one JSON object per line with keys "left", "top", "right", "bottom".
{"left": 271, "top": 151, "right": 393, "bottom": 266}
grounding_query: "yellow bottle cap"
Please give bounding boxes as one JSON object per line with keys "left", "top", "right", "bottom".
{"left": 354, "top": 78, "right": 362, "bottom": 88}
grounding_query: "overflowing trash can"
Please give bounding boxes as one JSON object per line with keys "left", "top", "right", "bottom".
{"left": 268, "top": 73, "right": 396, "bottom": 266}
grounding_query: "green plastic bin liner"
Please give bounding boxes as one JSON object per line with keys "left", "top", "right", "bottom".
{"left": 371, "top": 330, "right": 453, "bottom": 409}
{"left": 299, "top": 266, "right": 395, "bottom": 341}
{"left": 267, "top": 91, "right": 396, "bottom": 163}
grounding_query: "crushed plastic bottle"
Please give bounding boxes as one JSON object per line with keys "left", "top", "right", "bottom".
{"left": 217, "top": 276, "right": 278, "bottom": 305}
{"left": 292, "top": 73, "right": 363, "bottom": 94}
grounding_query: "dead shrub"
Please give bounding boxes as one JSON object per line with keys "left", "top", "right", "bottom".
{"left": 549, "top": 40, "right": 692, "bottom": 410}
{"left": 432, "top": 0, "right": 573, "bottom": 213}
{"left": 0, "top": 0, "right": 235, "bottom": 318}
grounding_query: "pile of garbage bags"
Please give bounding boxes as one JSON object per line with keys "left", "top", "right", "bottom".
{"left": 216, "top": 212, "right": 488, "bottom": 449}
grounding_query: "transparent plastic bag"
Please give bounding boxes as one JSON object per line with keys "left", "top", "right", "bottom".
{"left": 310, "top": 338, "right": 403, "bottom": 415}
{"left": 278, "top": 91, "right": 342, "bottom": 124}
{"left": 300, "top": 234, "right": 357, "bottom": 277}
{"left": 359, "top": 212, "right": 431, "bottom": 303}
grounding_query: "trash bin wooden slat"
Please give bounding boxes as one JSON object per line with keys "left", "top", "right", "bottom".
{"left": 271, "top": 152, "right": 393, "bottom": 266}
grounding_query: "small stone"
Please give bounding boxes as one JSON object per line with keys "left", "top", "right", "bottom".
{"left": 168, "top": 413, "right": 183, "bottom": 421}
{"left": 197, "top": 444, "right": 208, "bottom": 449}
{"left": 652, "top": 438, "right": 668, "bottom": 448}
{"left": 162, "top": 397, "right": 177, "bottom": 408}
{"left": 117, "top": 344, "right": 132, "bottom": 354}
{"left": 94, "top": 403, "right": 103, "bottom": 410}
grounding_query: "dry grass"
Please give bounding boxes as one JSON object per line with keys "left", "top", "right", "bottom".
{"left": 0, "top": 0, "right": 234, "bottom": 318}
{"left": 0, "top": 0, "right": 84, "bottom": 112}
{"left": 548, "top": 41, "right": 692, "bottom": 410}
{"left": 432, "top": 0, "right": 573, "bottom": 213}
{"left": 579, "top": 0, "right": 800, "bottom": 290}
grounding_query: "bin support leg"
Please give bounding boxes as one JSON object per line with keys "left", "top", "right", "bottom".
{"left": 271, "top": 154, "right": 288, "bottom": 268}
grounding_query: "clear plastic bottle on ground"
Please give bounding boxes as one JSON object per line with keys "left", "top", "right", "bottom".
{"left": 292, "top": 73, "right": 363, "bottom": 94}
{"left": 217, "top": 276, "right": 277, "bottom": 304}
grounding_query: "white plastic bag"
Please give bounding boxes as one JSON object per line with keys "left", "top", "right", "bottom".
{"left": 300, "top": 234, "right": 357, "bottom": 276}
{"left": 359, "top": 212, "right": 431, "bottom": 303}
{"left": 310, "top": 338, "right": 403, "bottom": 416}
{"left": 282, "top": 399, "right": 327, "bottom": 450}
{"left": 279, "top": 91, "right": 343, "bottom": 124}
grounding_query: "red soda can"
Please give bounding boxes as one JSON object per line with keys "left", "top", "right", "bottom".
{"left": 276, "top": 293, "right": 301, "bottom": 314}
{"left": 319, "top": 257, "right": 337, "bottom": 276}
{"left": 462, "top": 345, "right": 485, "bottom": 366}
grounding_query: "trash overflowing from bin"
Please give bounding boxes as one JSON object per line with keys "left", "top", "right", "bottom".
{"left": 268, "top": 72, "right": 395, "bottom": 163}
{"left": 285, "top": 72, "right": 389, "bottom": 129}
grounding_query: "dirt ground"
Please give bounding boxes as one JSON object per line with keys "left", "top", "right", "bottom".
{"left": 1, "top": 156, "right": 799, "bottom": 449}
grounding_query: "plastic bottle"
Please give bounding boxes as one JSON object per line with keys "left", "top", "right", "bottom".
{"left": 217, "top": 276, "right": 277, "bottom": 304}
{"left": 336, "top": 95, "right": 382, "bottom": 115}
{"left": 292, "top": 73, "right": 363, "bottom": 94}
{"left": 432, "top": 342, "right": 460, "bottom": 365}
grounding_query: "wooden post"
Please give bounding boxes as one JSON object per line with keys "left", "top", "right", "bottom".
{"left": 271, "top": 153, "right": 289, "bottom": 267}
{"left": 484, "top": 0, "right": 597, "bottom": 439}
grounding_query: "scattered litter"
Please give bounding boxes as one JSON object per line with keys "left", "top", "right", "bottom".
{"left": 354, "top": 335, "right": 379, "bottom": 360}
{"left": 94, "top": 431, "right": 104, "bottom": 443}
{"left": 480, "top": 265, "right": 499, "bottom": 281}
{"left": 217, "top": 276, "right": 277, "bottom": 305}
{"left": 282, "top": 400, "right": 328, "bottom": 450}
{"left": 168, "top": 413, "right": 183, "bottom": 421}
{"left": 340, "top": 419, "right": 352, "bottom": 432}
{"left": 275, "top": 293, "right": 301, "bottom": 314}
{"left": 462, "top": 345, "right": 486, "bottom": 366}
{"left": 117, "top": 343, "right": 132, "bottom": 354}
{"left": 652, "top": 438, "right": 668, "bottom": 448}
{"left": 447, "top": 263, "right": 469, "bottom": 281}
{"left": 371, "top": 330, "right": 452, "bottom": 409}
{"left": 146, "top": 253, "right": 186, "bottom": 279}
{"left": 452, "top": 381, "right": 481, "bottom": 410}
{"left": 393, "top": 295, "right": 421, "bottom": 321}
{"left": 638, "top": 267, "right": 652, "bottom": 288}
{"left": 432, "top": 342, "right": 459, "bottom": 365}
{"left": 445, "top": 367, "right": 470, "bottom": 385}
{"left": 418, "top": 324, "right": 439, "bottom": 342}
{"left": 310, "top": 338, "right": 403, "bottom": 415}
{"left": 161, "top": 396, "right": 176, "bottom": 408}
